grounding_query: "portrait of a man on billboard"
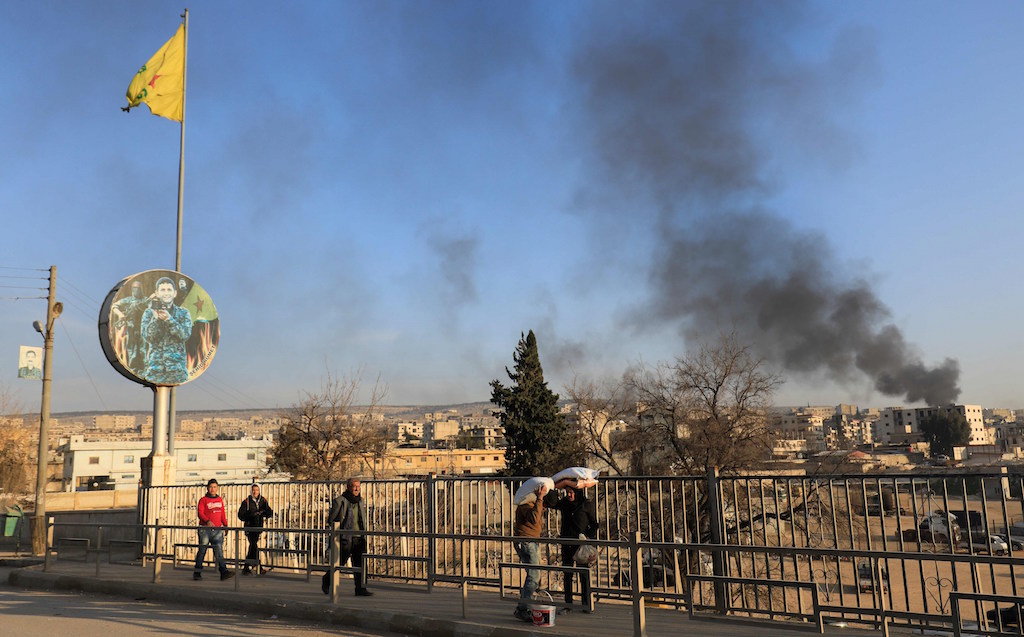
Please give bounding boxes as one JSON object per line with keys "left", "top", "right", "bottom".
{"left": 17, "top": 345, "right": 42, "bottom": 380}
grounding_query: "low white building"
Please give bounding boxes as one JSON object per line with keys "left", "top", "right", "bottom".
{"left": 874, "top": 404, "right": 988, "bottom": 446}
{"left": 58, "top": 435, "right": 274, "bottom": 490}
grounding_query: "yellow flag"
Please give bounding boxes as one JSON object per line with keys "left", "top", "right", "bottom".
{"left": 124, "top": 24, "right": 185, "bottom": 122}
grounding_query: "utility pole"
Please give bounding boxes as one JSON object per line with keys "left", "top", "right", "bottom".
{"left": 32, "top": 265, "right": 61, "bottom": 556}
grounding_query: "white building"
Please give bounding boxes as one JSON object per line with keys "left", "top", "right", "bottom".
{"left": 775, "top": 411, "right": 827, "bottom": 452}
{"left": 58, "top": 435, "right": 274, "bottom": 490}
{"left": 874, "top": 405, "right": 988, "bottom": 446}
{"left": 391, "top": 421, "right": 426, "bottom": 445}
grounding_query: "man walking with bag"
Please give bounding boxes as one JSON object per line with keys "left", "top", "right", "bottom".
{"left": 549, "top": 486, "right": 599, "bottom": 612}
{"left": 322, "top": 477, "right": 372, "bottom": 596}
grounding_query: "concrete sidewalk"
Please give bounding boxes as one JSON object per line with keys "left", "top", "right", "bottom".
{"left": 5, "top": 556, "right": 881, "bottom": 637}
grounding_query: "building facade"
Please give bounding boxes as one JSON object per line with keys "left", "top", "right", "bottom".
{"left": 58, "top": 435, "right": 274, "bottom": 490}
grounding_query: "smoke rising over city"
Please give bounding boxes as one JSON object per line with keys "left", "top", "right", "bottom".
{"left": 571, "top": 2, "right": 961, "bottom": 405}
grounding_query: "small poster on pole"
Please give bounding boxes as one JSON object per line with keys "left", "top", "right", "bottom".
{"left": 17, "top": 345, "right": 42, "bottom": 379}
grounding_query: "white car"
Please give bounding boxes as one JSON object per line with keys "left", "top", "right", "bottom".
{"left": 959, "top": 532, "right": 1008, "bottom": 556}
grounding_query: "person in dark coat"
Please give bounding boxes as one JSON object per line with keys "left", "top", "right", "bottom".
{"left": 545, "top": 486, "right": 599, "bottom": 610}
{"left": 322, "top": 477, "right": 372, "bottom": 596}
{"left": 237, "top": 483, "right": 273, "bottom": 575}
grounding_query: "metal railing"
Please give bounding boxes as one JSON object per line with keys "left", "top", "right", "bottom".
{"left": 127, "top": 469, "right": 1024, "bottom": 635}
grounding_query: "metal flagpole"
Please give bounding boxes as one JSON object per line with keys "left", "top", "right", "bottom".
{"left": 167, "top": 7, "right": 188, "bottom": 461}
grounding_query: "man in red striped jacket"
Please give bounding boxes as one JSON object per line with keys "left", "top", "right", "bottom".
{"left": 193, "top": 478, "right": 235, "bottom": 581}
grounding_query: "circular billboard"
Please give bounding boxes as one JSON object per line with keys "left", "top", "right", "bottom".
{"left": 99, "top": 269, "right": 219, "bottom": 387}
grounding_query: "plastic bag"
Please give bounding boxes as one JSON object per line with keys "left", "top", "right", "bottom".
{"left": 574, "top": 533, "right": 598, "bottom": 565}
{"left": 513, "top": 477, "right": 555, "bottom": 505}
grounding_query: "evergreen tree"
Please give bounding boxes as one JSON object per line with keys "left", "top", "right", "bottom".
{"left": 491, "top": 330, "right": 583, "bottom": 476}
{"left": 920, "top": 410, "right": 971, "bottom": 457}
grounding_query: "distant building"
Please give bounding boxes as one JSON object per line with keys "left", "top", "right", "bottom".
{"left": 426, "top": 420, "right": 459, "bottom": 446}
{"left": 874, "top": 405, "right": 988, "bottom": 446}
{"left": 357, "top": 447, "right": 506, "bottom": 477}
{"left": 391, "top": 421, "right": 426, "bottom": 445}
{"left": 57, "top": 434, "right": 274, "bottom": 490}
{"left": 775, "top": 410, "right": 826, "bottom": 453}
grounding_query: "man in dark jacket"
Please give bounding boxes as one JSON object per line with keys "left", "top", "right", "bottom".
{"left": 238, "top": 483, "right": 273, "bottom": 576}
{"left": 546, "top": 486, "right": 599, "bottom": 610}
{"left": 322, "top": 477, "right": 372, "bottom": 596}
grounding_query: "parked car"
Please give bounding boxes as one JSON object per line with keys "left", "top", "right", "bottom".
{"left": 992, "top": 534, "right": 1022, "bottom": 552}
{"left": 958, "top": 531, "right": 1008, "bottom": 555}
{"left": 857, "top": 562, "right": 889, "bottom": 593}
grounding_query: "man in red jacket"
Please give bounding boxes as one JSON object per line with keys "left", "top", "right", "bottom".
{"left": 193, "top": 478, "right": 235, "bottom": 581}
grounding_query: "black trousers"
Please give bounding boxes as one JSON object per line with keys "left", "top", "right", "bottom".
{"left": 560, "top": 544, "right": 584, "bottom": 604}
{"left": 244, "top": 531, "right": 261, "bottom": 570}
{"left": 321, "top": 537, "right": 367, "bottom": 592}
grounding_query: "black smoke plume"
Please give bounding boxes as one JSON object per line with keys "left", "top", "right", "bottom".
{"left": 572, "top": 1, "right": 960, "bottom": 405}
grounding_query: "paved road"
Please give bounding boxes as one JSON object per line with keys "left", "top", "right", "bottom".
{"left": 0, "top": 567, "right": 403, "bottom": 637}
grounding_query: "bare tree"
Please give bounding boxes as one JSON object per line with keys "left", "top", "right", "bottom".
{"left": 270, "top": 372, "right": 390, "bottom": 481}
{"left": 0, "top": 383, "right": 29, "bottom": 500}
{"left": 564, "top": 375, "right": 638, "bottom": 476}
{"left": 624, "top": 334, "right": 783, "bottom": 477}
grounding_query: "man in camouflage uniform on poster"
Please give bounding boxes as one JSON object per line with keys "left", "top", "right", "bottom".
{"left": 141, "top": 276, "right": 192, "bottom": 384}
{"left": 111, "top": 280, "right": 151, "bottom": 376}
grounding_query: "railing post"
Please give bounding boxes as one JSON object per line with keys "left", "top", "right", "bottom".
{"left": 233, "top": 528, "right": 240, "bottom": 592}
{"left": 43, "top": 516, "right": 53, "bottom": 572}
{"left": 874, "top": 556, "right": 889, "bottom": 637}
{"left": 330, "top": 522, "right": 341, "bottom": 604}
{"left": 426, "top": 474, "right": 436, "bottom": 593}
{"left": 95, "top": 525, "right": 103, "bottom": 576}
{"left": 461, "top": 537, "right": 469, "bottom": 619}
{"left": 707, "top": 466, "right": 727, "bottom": 615}
{"left": 153, "top": 522, "right": 163, "bottom": 583}
{"left": 811, "top": 582, "right": 823, "bottom": 634}
{"left": 950, "top": 593, "right": 961, "bottom": 637}
{"left": 629, "top": 531, "right": 647, "bottom": 637}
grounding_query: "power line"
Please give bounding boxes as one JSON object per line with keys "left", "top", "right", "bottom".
{"left": 0, "top": 296, "right": 46, "bottom": 301}
{"left": 0, "top": 265, "right": 47, "bottom": 272}
{"left": 57, "top": 317, "right": 109, "bottom": 411}
{"left": 200, "top": 373, "right": 271, "bottom": 409}
{"left": 0, "top": 285, "right": 47, "bottom": 290}
{"left": 61, "top": 277, "right": 102, "bottom": 312}
{"left": 60, "top": 286, "right": 100, "bottom": 313}
{"left": 0, "top": 275, "right": 47, "bottom": 280}
{"left": 57, "top": 296, "right": 95, "bottom": 320}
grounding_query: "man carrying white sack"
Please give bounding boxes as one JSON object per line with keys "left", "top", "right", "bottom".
{"left": 512, "top": 476, "right": 575, "bottom": 622}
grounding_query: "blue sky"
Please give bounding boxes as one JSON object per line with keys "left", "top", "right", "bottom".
{"left": 2, "top": 1, "right": 1023, "bottom": 413}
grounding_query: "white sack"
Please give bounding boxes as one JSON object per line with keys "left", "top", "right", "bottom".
{"left": 552, "top": 467, "right": 600, "bottom": 485}
{"left": 513, "top": 477, "right": 555, "bottom": 505}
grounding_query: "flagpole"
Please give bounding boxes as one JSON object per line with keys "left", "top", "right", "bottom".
{"left": 168, "top": 8, "right": 188, "bottom": 460}
{"left": 175, "top": 7, "right": 187, "bottom": 271}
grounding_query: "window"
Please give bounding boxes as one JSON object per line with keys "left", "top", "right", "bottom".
{"left": 188, "top": 472, "right": 199, "bottom": 476}
{"left": 493, "top": 456, "right": 499, "bottom": 461}
{"left": 89, "top": 457, "right": 100, "bottom": 465}
{"left": 187, "top": 454, "right": 197, "bottom": 462}
{"left": 124, "top": 455, "right": 134, "bottom": 464}
{"left": 464, "top": 455, "right": 471, "bottom": 461}
{"left": 122, "top": 474, "right": 135, "bottom": 479}
{"left": 215, "top": 471, "right": 227, "bottom": 475}
{"left": 247, "top": 452, "right": 256, "bottom": 460}
{"left": 217, "top": 453, "right": 227, "bottom": 461}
